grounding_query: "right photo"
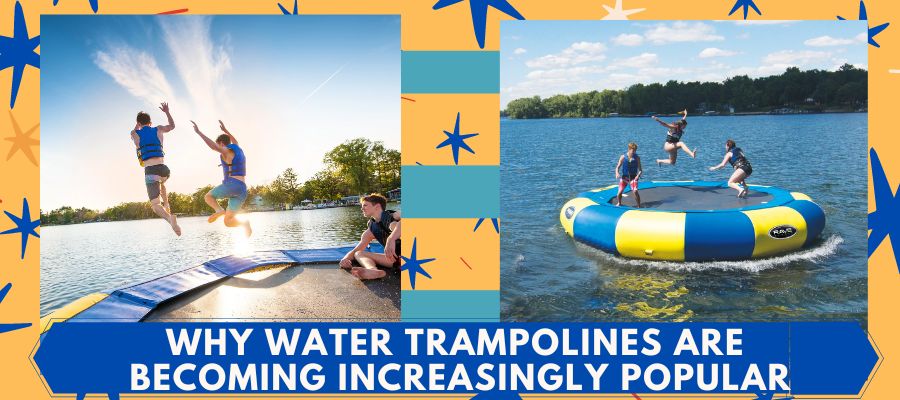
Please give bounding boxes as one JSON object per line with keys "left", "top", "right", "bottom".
{"left": 500, "top": 21, "right": 868, "bottom": 323}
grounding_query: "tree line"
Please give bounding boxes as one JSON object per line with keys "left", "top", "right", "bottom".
{"left": 503, "top": 65, "right": 867, "bottom": 119}
{"left": 42, "top": 138, "right": 400, "bottom": 225}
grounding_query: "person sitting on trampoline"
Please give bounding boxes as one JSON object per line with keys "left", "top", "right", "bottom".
{"left": 651, "top": 109, "right": 697, "bottom": 166}
{"left": 339, "top": 193, "right": 401, "bottom": 280}
{"left": 709, "top": 139, "right": 752, "bottom": 198}
{"left": 614, "top": 142, "right": 643, "bottom": 208}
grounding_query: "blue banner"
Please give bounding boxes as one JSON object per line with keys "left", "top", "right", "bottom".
{"left": 33, "top": 322, "right": 878, "bottom": 397}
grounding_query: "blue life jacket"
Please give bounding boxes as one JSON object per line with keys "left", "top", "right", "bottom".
{"left": 136, "top": 126, "right": 164, "bottom": 161}
{"left": 619, "top": 153, "right": 639, "bottom": 177}
{"left": 728, "top": 147, "right": 748, "bottom": 167}
{"left": 368, "top": 209, "right": 398, "bottom": 247}
{"left": 220, "top": 143, "right": 246, "bottom": 178}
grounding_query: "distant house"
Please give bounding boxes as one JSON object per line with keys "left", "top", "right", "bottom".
{"left": 387, "top": 188, "right": 401, "bottom": 201}
{"left": 341, "top": 195, "right": 361, "bottom": 206}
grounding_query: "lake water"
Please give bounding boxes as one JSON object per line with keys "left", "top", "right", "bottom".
{"left": 500, "top": 114, "right": 868, "bottom": 324}
{"left": 40, "top": 204, "right": 398, "bottom": 315}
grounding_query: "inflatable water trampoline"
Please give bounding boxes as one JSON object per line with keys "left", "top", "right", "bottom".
{"left": 560, "top": 181, "right": 825, "bottom": 262}
{"left": 40, "top": 244, "right": 399, "bottom": 335}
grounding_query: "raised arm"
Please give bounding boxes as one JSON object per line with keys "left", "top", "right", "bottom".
{"left": 219, "top": 120, "right": 238, "bottom": 146}
{"left": 157, "top": 102, "right": 175, "bottom": 133}
{"left": 709, "top": 152, "right": 732, "bottom": 171}
{"left": 681, "top": 109, "right": 688, "bottom": 121}
{"left": 192, "top": 121, "right": 228, "bottom": 155}
{"left": 651, "top": 115, "right": 676, "bottom": 129}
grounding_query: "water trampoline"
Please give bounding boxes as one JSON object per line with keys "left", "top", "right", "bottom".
{"left": 560, "top": 181, "right": 825, "bottom": 262}
{"left": 40, "top": 244, "right": 399, "bottom": 335}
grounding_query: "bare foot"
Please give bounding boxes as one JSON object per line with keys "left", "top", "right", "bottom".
{"left": 351, "top": 267, "right": 387, "bottom": 280}
{"left": 691, "top": 147, "right": 699, "bottom": 158}
{"left": 170, "top": 214, "right": 182, "bottom": 236}
{"left": 738, "top": 188, "right": 748, "bottom": 198}
{"left": 207, "top": 210, "right": 225, "bottom": 223}
{"left": 656, "top": 160, "right": 662, "bottom": 167}
{"left": 243, "top": 222, "right": 253, "bottom": 237}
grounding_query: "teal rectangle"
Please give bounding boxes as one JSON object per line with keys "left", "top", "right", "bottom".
{"left": 401, "top": 165, "right": 499, "bottom": 218}
{"left": 401, "top": 290, "right": 500, "bottom": 321}
{"left": 401, "top": 51, "right": 499, "bottom": 93}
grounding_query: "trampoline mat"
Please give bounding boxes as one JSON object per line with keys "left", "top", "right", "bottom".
{"left": 610, "top": 185, "right": 775, "bottom": 211}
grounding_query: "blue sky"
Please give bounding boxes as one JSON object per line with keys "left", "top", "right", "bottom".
{"left": 501, "top": 20, "right": 868, "bottom": 108}
{"left": 41, "top": 15, "right": 399, "bottom": 210}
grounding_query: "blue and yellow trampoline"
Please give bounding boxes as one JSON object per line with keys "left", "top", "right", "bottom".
{"left": 560, "top": 181, "right": 826, "bottom": 262}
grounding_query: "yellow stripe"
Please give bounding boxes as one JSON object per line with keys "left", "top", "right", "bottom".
{"left": 559, "top": 197, "right": 598, "bottom": 237}
{"left": 615, "top": 210, "right": 686, "bottom": 261}
{"left": 40, "top": 293, "right": 108, "bottom": 334}
{"left": 791, "top": 192, "right": 813, "bottom": 201}
{"left": 742, "top": 207, "right": 808, "bottom": 258}
{"left": 589, "top": 184, "right": 618, "bottom": 192}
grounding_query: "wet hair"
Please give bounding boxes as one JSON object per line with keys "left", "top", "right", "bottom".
{"left": 361, "top": 193, "right": 387, "bottom": 211}
{"left": 726, "top": 139, "right": 736, "bottom": 149}
{"left": 627, "top": 142, "right": 638, "bottom": 151}
{"left": 216, "top": 134, "right": 231, "bottom": 145}
{"left": 136, "top": 112, "right": 151, "bottom": 126}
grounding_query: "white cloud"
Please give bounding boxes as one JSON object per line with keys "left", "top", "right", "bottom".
{"left": 644, "top": 22, "right": 724, "bottom": 44}
{"left": 762, "top": 50, "right": 831, "bottom": 65}
{"left": 611, "top": 33, "right": 644, "bottom": 46}
{"left": 514, "top": 47, "right": 527, "bottom": 55}
{"left": 93, "top": 47, "right": 178, "bottom": 106}
{"left": 610, "top": 53, "right": 659, "bottom": 69}
{"left": 855, "top": 32, "right": 868, "bottom": 43}
{"left": 699, "top": 48, "right": 738, "bottom": 58}
{"left": 525, "top": 41, "right": 607, "bottom": 68}
{"left": 525, "top": 66, "right": 604, "bottom": 80}
{"left": 804, "top": 35, "right": 855, "bottom": 47}
{"left": 158, "top": 17, "right": 233, "bottom": 123}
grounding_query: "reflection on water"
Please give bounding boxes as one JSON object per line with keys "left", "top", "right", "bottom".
{"left": 501, "top": 114, "right": 867, "bottom": 324}
{"left": 40, "top": 204, "right": 397, "bottom": 315}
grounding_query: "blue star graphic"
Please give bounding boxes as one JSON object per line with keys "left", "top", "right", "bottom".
{"left": 437, "top": 112, "right": 479, "bottom": 165}
{"left": 278, "top": 0, "right": 299, "bottom": 15}
{"left": 53, "top": 0, "right": 99, "bottom": 13}
{"left": 728, "top": 0, "right": 762, "bottom": 20}
{"left": 1, "top": 197, "right": 40, "bottom": 260}
{"left": 838, "top": 0, "right": 889, "bottom": 48}
{"left": 868, "top": 147, "right": 900, "bottom": 271}
{"left": 0, "top": 2, "right": 40, "bottom": 109}
{"left": 474, "top": 218, "right": 499, "bottom": 233}
{"left": 432, "top": 0, "right": 525, "bottom": 49}
{"left": 400, "top": 238, "right": 436, "bottom": 290}
{"left": 0, "top": 283, "right": 31, "bottom": 335}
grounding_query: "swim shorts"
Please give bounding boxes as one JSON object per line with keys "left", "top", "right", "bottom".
{"left": 144, "top": 164, "right": 171, "bottom": 200}
{"left": 619, "top": 176, "right": 639, "bottom": 191}
{"left": 210, "top": 177, "right": 248, "bottom": 211}
{"left": 735, "top": 161, "right": 753, "bottom": 177}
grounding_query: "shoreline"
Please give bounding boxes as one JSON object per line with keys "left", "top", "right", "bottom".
{"left": 41, "top": 201, "right": 401, "bottom": 227}
{"left": 502, "top": 110, "right": 867, "bottom": 120}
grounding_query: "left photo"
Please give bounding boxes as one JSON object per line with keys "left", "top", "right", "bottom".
{"left": 39, "top": 15, "right": 401, "bottom": 323}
